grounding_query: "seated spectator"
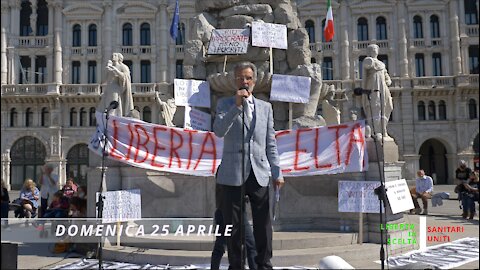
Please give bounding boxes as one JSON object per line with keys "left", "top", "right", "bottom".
{"left": 43, "top": 191, "right": 69, "bottom": 219}
{"left": 14, "top": 179, "right": 40, "bottom": 218}
{"left": 62, "top": 178, "right": 77, "bottom": 199}
{"left": 1, "top": 180, "right": 9, "bottom": 228}
{"left": 410, "top": 170, "right": 433, "bottom": 215}
{"left": 461, "top": 171, "right": 479, "bottom": 219}
{"left": 69, "top": 197, "right": 86, "bottom": 218}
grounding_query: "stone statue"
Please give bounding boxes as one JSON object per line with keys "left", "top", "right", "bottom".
{"left": 361, "top": 44, "right": 393, "bottom": 140}
{"left": 98, "top": 53, "right": 135, "bottom": 117}
{"left": 321, "top": 84, "right": 341, "bottom": 125}
{"left": 156, "top": 92, "right": 177, "bottom": 127}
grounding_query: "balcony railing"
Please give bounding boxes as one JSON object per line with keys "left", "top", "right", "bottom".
{"left": 16, "top": 36, "right": 50, "bottom": 48}
{"left": 376, "top": 40, "right": 389, "bottom": 49}
{"left": 469, "top": 74, "right": 479, "bottom": 84}
{"left": 132, "top": 83, "right": 156, "bottom": 93}
{"left": 431, "top": 38, "right": 442, "bottom": 47}
{"left": 353, "top": 40, "right": 370, "bottom": 50}
{"left": 465, "top": 24, "right": 479, "bottom": 36}
{"left": 121, "top": 46, "right": 135, "bottom": 55}
{"left": 175, "top": 45, "right": 184, "bottom": 53}
{"left": 86, "top": 47, "right": 98, "bottom": 55}
{"left": 410, "top": 39, "right": 425, "bottom": 48}
{"left": 309, "top": 42, "right": 335, "bottom": 52}
{"left": 1, "top": 84, "right": 49, "bottom": 95}
{"left": 71, "top": 47, "right": 83, "bottom": 55}
{"left": 60, "top": 84, "right": 101, "bottom": 95}
{"left": 139, "top": 46, "right": 152, "bottom": 54}
{"left": 412, "top": 76, "right": 453, "bottom": 88}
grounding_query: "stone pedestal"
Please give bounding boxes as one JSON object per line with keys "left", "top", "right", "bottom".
{"left": 366, "top": 137, "right": 399, "bottom": 163}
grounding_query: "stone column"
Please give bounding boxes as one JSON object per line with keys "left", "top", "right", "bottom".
{"left": 450, "top": 0, "right": 462, "bottom": 75}
{"left": 2, "top": 150, "right": 11, "bottom": 190}
{"left": 10, "top": 0, "right": 20, "bottom": 36}
{"left": 53, "top": 0, "right": 63, "bottom": 84}
{"left": 158, "top": 1, "right": 168, "bottom": 82}
{"left": 397, "top": 1, "right": 409, "bottom": 78}
{"left": 30, "top": 0, "right": 37, "bottom": 36}
{"left": 339, "top": 1, "right": 350, "bottom": 80}
{"left": 1, "top": 3, "right": 9, "bottom": 84}
{"left": 103, "top": 0, "right": 113, "bottom": 79}
{"left": 29, "top": 55, "right": 36, "bottom": 83}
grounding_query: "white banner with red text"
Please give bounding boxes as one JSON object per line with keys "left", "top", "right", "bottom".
{"left": 89, "top": 113, "right": 368, "bottom": 177}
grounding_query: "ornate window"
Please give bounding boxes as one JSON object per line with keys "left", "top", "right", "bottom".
{"left": 19, "top": 56, "right": 31, "bottom": 84}
{"left": 378, "top": 55, "right": 389, "bottom": 71}
{"left": 66, "top": 144, "right": 89, "bottom": 186}
{"left": 70, "top": 108, "right": 77, "bottom": 126}
{"left": 432, "top": 53, "right": 442, "bottom": 76}
{"left": 41, "top": 107, "right": 49, "bottom": 127}
{"left": 469, "top": 45, "right": 479, "bottom": 74}
{"left": 430, "top": 15, "right": 440, "bottom": 38}
{"left": 469, "top": 99, "right": 478, "bottom": 119}
{"left": 20, "top": 1, "right": 32, "bottom": 36}
{"left": 143, "top": 106, "right": 152, "bottom": 123}
{"left": 140, "top": 23, "right": 151, "bottom": 46}
{"left": 37, "top": 0, "right": 48, "bottom": 36}
{"left": 35, "top": 56, "right": 46, "bottom": 84}
{"left": 88, "top": 61, "right": 97, "bottom": 83}
{"left": 428, "top": 101, "right": 436, "bottom": 120}
{"left": 438, "top": 100, "right": 447, "bottom": 120}
{"left": 413, "top": 15, "right": 423, "bottom": 38}
{"left": 418, "top": 101, "right": 426, "bottom": 120}
{"left": 176, "top": 60, "right": 184, "bottom": 79}
{"left": 305, "top": 20, "right": 315, "bottom": 43}
{"left": 25, "top": 108, "right": 33, "bottom": 127}
{"left": 72, "top": 61, "right": 81, "bottom": 84}
{"left": 79, "top": 107, "right": 87, "bottom": 127}
{"left": 89, "top": 107, "right": 96, "bottom": 126}
{"left": 376, "top": 17, "right": 387, "bottom": 40}
{"left": 465, "top": 0, "right": 478, "bottom": 25}
{"left": 322, "top": 57, "right": 333, "bottom": 80}
{"left": 88, "top": 24, "right": 97, "bottom": 46}
{"left": 123, "top": 23, "right": 133, "bottom": 46}
{"left": 415, "top": 53, "right": 425, "bottom": 77}
{"left": 10, "top": 136, "right": 46, "bottom": 189}
{"left": 357, "top": 17, "right": 369, "bottom": 41}
{"left": 72, "top": 24, "right": 81, "bottom": 47}
{"left": 10, "top": 108, "right": 18, "bottom": 127}
{"left": 141, "top": 60, "right": 151, "bottom": 83}
{"left": 123, "top": 60, "right": 133, "bottom": 81}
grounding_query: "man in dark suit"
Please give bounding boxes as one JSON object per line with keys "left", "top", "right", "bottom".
{"left": 213, "top": 62, "right": 284, "bottom": 270}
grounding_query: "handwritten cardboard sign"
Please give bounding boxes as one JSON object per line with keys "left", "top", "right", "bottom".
{"left": 338, "top": 181, "right": 381, "bottom": 213}
{"left": 174, "top": 79, "right": 211, "bottom": 108}
{"left": 385, "top": 179, "right": 415, "bottom": 214}
{"left": 184, "top": 105, "right": 211, "bottom": 131}
{"left": 270, "top": 74, "right": 311, "bottom": 103}
{"left": 251, "top": 22, "right": 288, "bottom": 49}
{"left": 207, "top": 28, "right": 250, "bottom": 55}
{"left": 97, "top": 189, "right": 142, "bottom": 223}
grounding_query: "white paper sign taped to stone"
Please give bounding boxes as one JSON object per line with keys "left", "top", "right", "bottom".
{"left": 174, "top": 79, "right": 211, "bottom": 108}
{"left": 184, "top": 105, "right": 211, "bottom": 131}
{"left": 338, "top": 181, "right": 381, "bottom": 213}
{"left": 385, "top": 179, "right": 415, "bottom": 214}
{"left": 97, "top": 189, "right": 141, "bottom": 223}
{"left": 270, "top": 74, "right": 311, "bottom": 103}
{"left": 251, "top": 22, "right": 288, "bottom": 49}
{"left": 207, "top": 28, "right": 250, "bottom": 55}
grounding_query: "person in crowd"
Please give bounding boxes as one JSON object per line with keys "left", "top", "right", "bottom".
{"left": 69, "top": 197, "right": 87, "bottom": 218}
{"left": 38, "top": 163, "right": 59, "bottom": 217}
{"left": 410, "top": 170, "right": 434, "bottom": 215}
{"left": 455, "top": 160, "right": 473, "bottom": 215}
{"left": 213, "top": 62, "right": 284, "bottom": 270}
{"left": 43, "top": 191, "right": 69, "bottom": 219}
{"left": 1, "top": 180, "right": 9, "bottom": 228}
{"left": 461, "top": 171, "right": 479, "bottom": 219}
{"left": 211, "top": 184, "right": 257, "bottom": 270}
{"left": 15, "top": 179, "right": 40, "bottom": 218}
{"left": 62, "top": 178, "right": 78, "bottom": 199}
{"left": 75, "top": 185, "right": 87, "bottom": 200}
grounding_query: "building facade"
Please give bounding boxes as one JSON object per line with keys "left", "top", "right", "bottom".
{"left": 1, "top": 0, "right": 479, "bottom": 190}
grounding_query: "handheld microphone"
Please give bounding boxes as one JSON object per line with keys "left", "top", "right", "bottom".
{"left": 353, "top": 88, "right": 378, "bottom": 96}
{"left": 105, "top": 101, "right": 119, "bottom": 112}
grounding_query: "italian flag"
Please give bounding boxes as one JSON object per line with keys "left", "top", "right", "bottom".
{"left": 324, "top": 0, "right": 334, "bottom": 42}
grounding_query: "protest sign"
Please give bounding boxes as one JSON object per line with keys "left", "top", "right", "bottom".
{"left": 207, "top": 29, "right": 250, "bottom": 55}
{"left": 338, "top": 181, "right": 381, "bottom": 213}
{"left": 174, "top": 79, "right": 211, "bottom": 108}
{"left": 251, "top": 22, "right": 288, "bottom": 49}
{"left": 184, "top": 106, "right": 211, "bottom": 131}
{"left": 97, "top": 189, "right": 141, "bottom": 223}
{"left": 89, "top": 113, "right": 368, "bottom": 177}
{"left": 385, "top": 179, "right": 415, "bottom": 214}
{"left": 270, "top": 74, "right": 311, "bottom": 103}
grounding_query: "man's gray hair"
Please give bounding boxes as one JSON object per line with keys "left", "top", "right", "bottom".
{"left": 234, "top": 62, "right": 257, "bottom": 82}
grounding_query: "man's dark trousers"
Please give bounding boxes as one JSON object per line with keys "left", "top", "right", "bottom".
{"left": 221, "top": 169, "right": 272, "bottom": 270}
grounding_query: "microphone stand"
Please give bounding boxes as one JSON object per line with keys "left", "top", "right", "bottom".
{"left": 240, "top": 98, "right": 246, "bottom": 270}
{"left": 96, "top": 109, "right": 111, "bottom": 270}
{"left": 365, "top": 91, "right": 387, "bottom": 270}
